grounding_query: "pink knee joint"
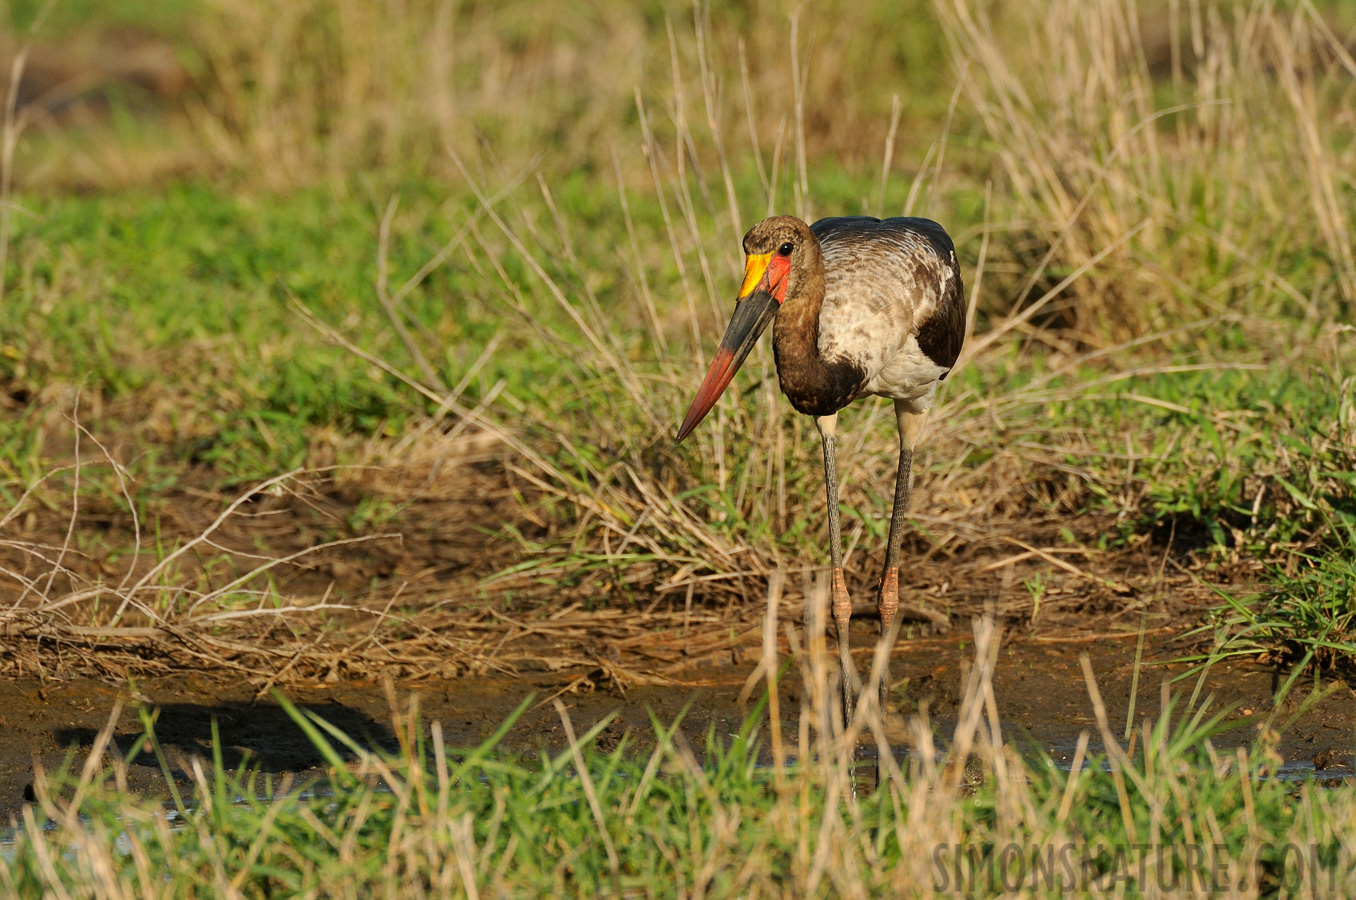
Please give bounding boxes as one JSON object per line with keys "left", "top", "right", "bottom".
{"left": 830, "top": 568, "right": 852, "bottom": 622}
{"left": 879, "top": 567, "right": 899, "bottom": 629}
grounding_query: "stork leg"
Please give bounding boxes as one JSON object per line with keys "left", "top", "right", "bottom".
{"left": 815, "top": 413, "right": 856, "bottom": 733}
{"left": 876, "top": 405, "right": 927, "bottom": 737}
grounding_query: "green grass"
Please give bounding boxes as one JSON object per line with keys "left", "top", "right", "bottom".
{"left": 1030, "top": 364, "right": 1356, "bottom": 550}
{"left": 5, "top": 0, "right": 202, "bottom": 39}
{"left": 5, "top": 184, "right": 442, "bottom": 479}
{"left": 1190, "top": 510, "right": 1356, "bottom": 673}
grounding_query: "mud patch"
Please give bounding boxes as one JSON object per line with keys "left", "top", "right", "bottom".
{"left": 4, "top": 634, "right": 1353, "bottom": 823}
{"left": 0, "top": 420, "right": 543, "bottom": 682}
{"left": 0, "top": 382, "right": 1239, "bottom": 690}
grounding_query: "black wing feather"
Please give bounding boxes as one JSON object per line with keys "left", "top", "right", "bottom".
{"left": 809, "top": 216, "right": 965, "bottom": 374}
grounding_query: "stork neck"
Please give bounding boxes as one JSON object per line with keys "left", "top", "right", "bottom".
{"left": 771, "top": 279, "right": 825, "bottom": 367}
{"left": 772, "top": 265, "right": 864, "bottom": 416}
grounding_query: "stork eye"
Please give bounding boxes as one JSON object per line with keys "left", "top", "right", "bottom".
{"left": 778, "top": 242, "right": 793, "bottom": 257}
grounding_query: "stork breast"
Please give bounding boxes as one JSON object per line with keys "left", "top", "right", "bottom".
{"left": 817, "top": 232, "right": 947, "bottom": 383}
{"left": 861, "top": 333, "right": 950, "bottom": 409}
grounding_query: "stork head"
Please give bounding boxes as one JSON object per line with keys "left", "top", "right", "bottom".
{"left": 675, "top": 216, "right": 815, "bottom": 442}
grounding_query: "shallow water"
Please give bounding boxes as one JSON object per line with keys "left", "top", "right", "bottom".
{"left": 1, "top": 635, "right": 1352, "bottom": 827}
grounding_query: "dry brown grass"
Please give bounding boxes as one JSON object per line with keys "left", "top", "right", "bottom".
{"left": 0, "top": 395, "right": 514, "bottom": 682}
{"left": 0, "top": 375, "right": 1229, "bottom": 689}
{"left": 46, "top": 0, "right": 944, "bottom": 191}
{"left": 937, "top": 0, "right": 1356, "bottom": 338}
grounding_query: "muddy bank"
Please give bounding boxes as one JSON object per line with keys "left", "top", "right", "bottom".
{"left": 3, "top": 635, "right": 1353, "bottom": 822}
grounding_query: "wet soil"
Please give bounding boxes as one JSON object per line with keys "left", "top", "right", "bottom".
{"left": 4, "top": 633, "right": 1353, "bottom": 823}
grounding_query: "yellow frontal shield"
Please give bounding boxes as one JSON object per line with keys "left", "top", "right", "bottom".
{"left": 737, "top": 253, "right": 773, "bottom": 299}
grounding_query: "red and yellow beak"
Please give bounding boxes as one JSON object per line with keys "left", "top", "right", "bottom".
{"left": 675, "top": 252, "right": 790, "bottom": 442}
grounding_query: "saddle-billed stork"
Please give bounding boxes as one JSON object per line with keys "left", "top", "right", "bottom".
{"left": 676, "top": 214, "right": 965, "bottom": 743}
